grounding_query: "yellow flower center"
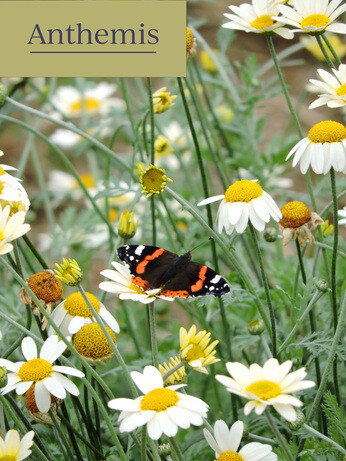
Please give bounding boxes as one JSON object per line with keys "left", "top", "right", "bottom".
{"left": 336, "top": 84, "right": 346, "bottom": 97}
{"left": 301, "top": 14, "right": 330, "bottom": 30}
{"left": 308, "top": 121, "right": 346, "bottom": 143}
{"left": 1, "top": 200, "right": 26, "bottom": 216}
{"left": 280, "top": 201, "right": 311, "bottom": 229}
{"left": 64, "top": 292, "right": 100, "bottom": 318}
{"left": 186, "top": 27, "right": 194, "bottom": 53}
{"left": 225, "top": 180, "right": 263, "bottom": 203}
{"left": 0, "top": 166, "right": 5, "bottom": 175}
{"left": 18, "top": 358, "right": 53, "bottom": 382}
{"left": 140, "top": 165, "right": 172, "bottom": 197}
{"left": 140, "top": 388, "right": 179, "bottom": 412}
{"left": 0, "top": 182, "right": 3, "bottom": 194}
{"left": 108, "top": 208, "right": 118, "bottom": 222}
{"left": 73, "top": 173, "right": 95, "bottom": 189}
{"left": 246, "top": 380, "right": 281, "bottom": 400}
{"left": 27, "top": 271, "right": 63, "bottom": 303}
{"left": 70, "top": 97, "right": 101, "bottom": 113}
{"left": 0, "top": 455, "right": 17, "bottom": 461}
{"left": 218, "top": 452, "right": 244, "bottom": 461}
{"left": 129, "top": 283, "right": 146, "bottom": 295}
{"left": 185, "top": 344, "right": 204, "bottom": 362}
{"left": 74, "top": 323, "right": 116, "bottom": 360}
{"left": 251, "top": 15, "right": 275, "bottom": 30}
{"left": 0, "top": 231, "right": 4, "bottom": 242}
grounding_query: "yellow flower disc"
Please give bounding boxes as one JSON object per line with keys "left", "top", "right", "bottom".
{"left": 0, "top": 166, "right": 5, "bottom": 175}
{"left": 140, "top": 388, "right": 179, "bottom": 411}
{"left": 251, "top": 15, "right": 275, "bottom": 30}
{"left": 246, "top": 380, "right": 281, "bottom": 400}
{"left": 308, "top": 121, "right": 346, "bottom": 143}
{"left": 280, "top": 201, "right": 311, "bottom": 229}
{"left": 184, "top": 344, "right": 204, "bottom": 362}
{"left": 301, "top": 14, "right": 330, "bottom": 30}
{"left": 74, "top": 323, "right": 116, "bottom": 360}
{"left": 140, "top": 165, "right": 172, "bottom": 197}
{"left": 27, "top": 271, "right": 63, "bottom": 303}
{"left": 18, "top": 359, "right": 53, "bottom": 382}
{"left": 186, "top": 27, "right": 194, "bottom": 53}
{"left": 64, "top": 292, "right": 100, "bottom": 318}
{"left": 218, "top": 452, "right": 244, "bottom": 461}
{"left": 73, "top": 173, "right": 95, "bottom": 189}
{"left": 225, "top": 180, "right": 263, "bottom": 203}
{"left": 70, "top": 98, "right": 101, "bottom": 113}
{"left": 336, "top": 84, "right": 346, "bottom": 97}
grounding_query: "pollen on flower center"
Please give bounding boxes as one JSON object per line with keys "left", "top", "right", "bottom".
{"left": 301, "top": 14, "right": 330, "bottom": 29}
{"left": 70, "top": 98, "right": 101, "bottom": 112}
{"left": 218, "top": 452, "right": 244, "bottom": 461}
{"left": 0, "top": 166, "right": 5, "bottom": 175}
{"left": 251, "top": 15, "right": 275, "bottom": 30}
{"left": 225, "top": 180, "right": 263, "bottom": 203}
{"left": 186, "top": 27, "right": 194, "bottom": 53}
{"left": 64, "top": 292, "right": 100, "bottom": 318}
{"left": 74, "top": 323, "right": 116, "bottom": 360}
{"left": 185, "top": 344, "right": 204, "bottom": 362}
{"left": 18, "top": 359, "right": 53, "bottom": 382}
{"left": 73, "top": 173, "right": 95, "bottom": 189}
{"left": 308, "top": 121, "right": 346, "bottom": 143}
{"left": 336, "top": 84, "right": 346, "bottom": 97}
{"left": 246, "top": 380, "right": 281, "bottom": 400}
{"left": 140, "top": 165, "right": 172, "bottom": 198}
{"left": 140, "top": 388, "right": 179, "bottom": 412}
{"left": 280, "top": 201, "right": 311, "bottom": 229}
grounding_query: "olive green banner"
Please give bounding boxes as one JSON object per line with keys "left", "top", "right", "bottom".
{"left": 0, "top": 1, "right": 186, "bottom": 76}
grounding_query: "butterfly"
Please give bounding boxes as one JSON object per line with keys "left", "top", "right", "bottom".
{"left": 117, "top": 245, "right": 230, "bottom": 298}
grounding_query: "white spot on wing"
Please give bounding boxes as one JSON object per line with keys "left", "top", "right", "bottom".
{"left": 211, "top": 275, "right": 221, "bottom": 284}
{"left": 130, "top": 256, "right": 134, "bottom": 261}
{"left": 135, "top": 245, "right": 145, "bottom": 255}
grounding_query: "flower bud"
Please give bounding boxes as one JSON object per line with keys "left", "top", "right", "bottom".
{"left": 316, "top": 279, "right": 328, "bottom": 292}
{"left": 0, "top": 366, "right": 7, "bottom": 388}
{"left": 118, "top": 209, "right": 137, "bottom": 240}
{"left": 321, "top": 220, "right": 334, "bottom": 237}
{"left": 55, "top": 258, "right": 82, "bottom": 287}
{"left": 248, "top": 319, "right": 265, "bottom": 336}
{"left": 0, "top": 83, "right": 8, "bottom": 108}
{"left": 158, "top": 443, "right": 171, "bottom": 457}
{"left": 287, "top": 410, "right": 305, "bottom": 431}
{"left": 264, "top": 227, "right": 277, "bottom": 242}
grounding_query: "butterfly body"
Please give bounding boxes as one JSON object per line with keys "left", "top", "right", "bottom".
{"left": 117, "top": 245, "right": 230, "bottom": 299}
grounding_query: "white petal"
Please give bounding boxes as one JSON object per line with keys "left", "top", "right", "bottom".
{"left": 21, "top": 337, "right": 37, "bottom": 361}
{"left": 34, "top": 381, "right": 51, "bottom": 413}
{"left": 273, "top": 403, "right": 297, "bottom": 422}
{"left": 197, "top": 195, "right": 225, "bottom": 206}
{"left": 15, "top": 381, "right": 33, "bottom": 395}
{"left": 52, "top": 365, "right": 84, "bottom": 377}
{"left": 51, "top": 372, "right": 81, "bottom": 396}
{"left": 99, "top": 306, "right": 120, "bottom": 333}
{"left": 42, "top": 376, "right": 66, "bottom": 399}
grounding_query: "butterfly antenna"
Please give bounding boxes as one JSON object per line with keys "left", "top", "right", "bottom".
{"left": 189, "top": 237, "right": 213, "bottom": 254}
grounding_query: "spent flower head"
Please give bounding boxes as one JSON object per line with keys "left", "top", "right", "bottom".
{"left": 152, "top": 87, "right": 177, "bottom": 114}
{"left": 140, "top": 164, "right": 173, "bottom": 198}
{"left": 286, "top": 121, "right": 346, "bottom": 174}
{"left": 55, "top": 258, "right": 83, "bottom": 286}
{"left": 279, "top": 201, "right": 323, "bottom": 247}
{"left": 25, "top": 383, "right": 62, "bottom": 425}
{"left": 216, "top": 358, "right": 315, "bottom": 422}
{"left": 198, "top": 180, "right": 282, "bottom": 234}
{"left": 108, "top": 365, "right": 208, "bottom": 440}
{"left": 180, "top": 325, "right": 220, "bottom": 374}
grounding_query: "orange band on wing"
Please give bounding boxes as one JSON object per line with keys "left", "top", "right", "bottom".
{"left": 161, "top": 290, "right": 190, "bottom": 298}
{"left": 136, "top": 248, "right": 166, "bottom": 274}
{"left": 191, "top": 265, "right": 207, "bottom": 292}
{"left": 132, "top": 276, "right": 150, "bottom": 290}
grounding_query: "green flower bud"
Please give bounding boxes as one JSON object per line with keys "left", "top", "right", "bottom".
{"left": 118, "top": 209, "right": 138, "bottom": 240}
{"left": 0, "top": 366, "right": 7, "bottom": 388}
{"left": 316, "top": 279, "right": 328, "bottom": 292}
{"left": 264, "top": 227, "right": 277, "bottom": 242}
{"left": 0, "top": 83, "right": 8, "bottom": 108}
{"left": 287, "top": 410, "right": 305, "bottom": 431}
{"left": 248, "top": 319, "right": 265, "bottom": 336}
{"left": 158, "top": 443, "right": 171, "bottom": 457}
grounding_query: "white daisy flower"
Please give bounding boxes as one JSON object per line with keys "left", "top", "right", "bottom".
{"left": 0, "top": 429, "right": 34, "bottom": 461}
{"left": 286, "top": 120, "right": 346, "bottom": 174}
{"left": 0, "top": 336, "right": 84, "bottom": 413}
{"left": 0, "top": 173, "right": 30, "bottom": 214}
{"left": 50, "top": 82, "right": 124, "bottom": 118}
{"left": 47, "top": 170, "right": 97, "bottom": 200}
{"left": 50, "top": 123, "right": 113, "bottom": 150}
{"left": 276, "top": 0, "right": 346, "bottom": 35}
{"left": 0, "top": 207, "right": 30, "bottom": 255}
{"left": 108, "top": 365, "right": 209, "bottom": 440}
{"left": 223, "top": 0, "right": 294, "bottom": 39}
{"left": 216, "top": 358, "right": 315, "bottom": 422}
{"left": 99, "top": 261, "right": 173, "bottom": 304}
{"left": 198, "top": 179, "right": 282, "bottom": 234}
{"left": 204, "top": 420, "right": 278, "bottom": 461}
{"left": 48, "top": 291, "right": 119, "bottom": 336}
{"left": 309, "top": 64, "right": 346, "bottom": 109}
{"left": 338, "top": 206, "right": 346, "bottom": 226}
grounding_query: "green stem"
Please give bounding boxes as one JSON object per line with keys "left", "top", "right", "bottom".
{"left": 303, "top": 424, "right": 346, "bottom": 455}
{"left": 321, "top": 34, "right": 342, "bottom": 66}
{"left": 249, "top": 223, "right": 277, "bottom": 357}
{"left": 141, "top": 427, "right": 148, "bottom": 461}
{"left": 49, "top": 410, "right": 73, "bottom": 461}
{"left": 149, "top": 303, "right": 158, "bottom": 368}
{"left": 162, "top": 361, "right": 185, "bottom": 381}
{"left": 265, "top": 410, "right": 294, "bottom": 461}
{"left": 169, "top": 437, "right": 184, "bottom": 461}
{"left": 146, "top": 78, "right": 155, "bottom": 164}
{"left": 22, "top": 235, "right": 49, "bottom": 269}
{"left": 315, "top": 35, "right": 336, "bottom": 68}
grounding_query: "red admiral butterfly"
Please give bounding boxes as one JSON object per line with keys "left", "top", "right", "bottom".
{"left": 117, "top": 245, "right": 230, "bottom": 298}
